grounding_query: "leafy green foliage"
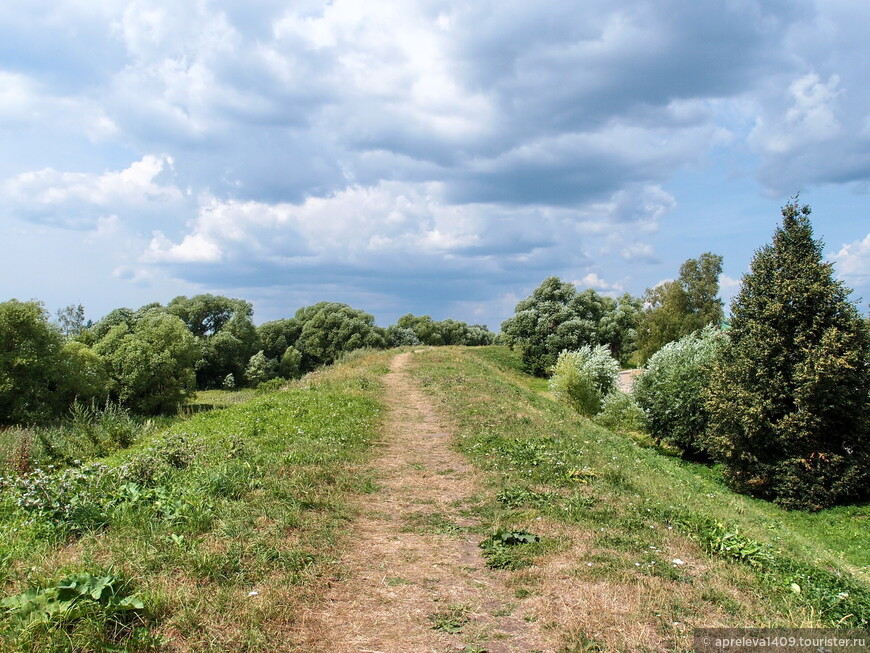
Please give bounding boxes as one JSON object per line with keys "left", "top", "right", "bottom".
{"left": 279, "top": 345, "right": 303, "bottom": 379}
{"left": 666, "top": 510, "right": 870, "bottom": 626}
{"left": 95, "top": 311, "right": 200, "bottom": 414}
{"left": 0, "top": 572, "right": 147, "bottom": 650}
{"left": 167, "top": 294, "right": 252, "bottom": 338}
{"left": 593, "top": 391, "right": 646, "bottom": 433}
{"left": 1, "top": 573, "right": 143, "bottom": 627}
{"left": 0, "top": 300, "right": 64, "bottom": 424}
{"left": 500, "top": 277, "right": 640, "bottom": 375}
{"left": 549, "top": 345, "right": 619, "bottom": 416}
{"left": 429, "top": 603, "right": 471, "bottom": 633}
{"left": 634, "top": 252, "right": 724, "bottom": 364}
{"left": 294, "top": 302, "right": 387, "bottom": 369}
{"left": 54, "top": 304, "right": 90, "bottom": 339}
{"left": 705, "top": 202, "right": 870, "bottom": 510}
{"left": 385, "top": 325, "right": 421, "bottom": 347}
{"left": 393, "top": 313, "right": 495, "bottom": 347}
{"left": 479, "top": 528, "right": 541, "bottom": 569}
{"left": 244, "top": 350, "right": 277, "bottom": 387}
{"left": 257, "top": 318, "right": 302, "bottom": 364}
{"left": 634, "top": 325, "right": 726, "bottom": 457}
{"left": 411, "top": 346, "right": 870, "bottom": 632}
{"left": 56, "top": 341, "right": 109, "bottom": 406}
{"left": 1, "top": 351, "right": 387, "bottom": 649}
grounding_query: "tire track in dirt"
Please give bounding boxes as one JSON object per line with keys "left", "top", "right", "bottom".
{"left": 294, "top": 352, "right": 554, "bottom": 652}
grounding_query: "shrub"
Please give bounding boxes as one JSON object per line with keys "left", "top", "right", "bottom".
{"left": 549, "top": 345, "right": 619, "bottom": 416}
{"left": 594, "top": 391, "right": 647, "bottom": 433}
{"left": 633, "top": 325, "right": 726, "bottom": 457}
{"left": 244, "top": 350, "right": 276, "bottom": 387}
{"left": 385, "top": 325, "right": 420, "bottom": 347}
{"left": 279, "top": 346, "right": 303, "bottom": 379}
{"left": 705, "top": 202, "right": 870, "bottom": 510}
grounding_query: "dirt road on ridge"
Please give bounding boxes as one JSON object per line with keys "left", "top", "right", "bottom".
{"left": 295, "top": 352, "right": 553, "bottom": 652}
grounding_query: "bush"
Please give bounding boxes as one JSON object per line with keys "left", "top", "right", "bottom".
{"left": 244, "top": 350, "right": 276, "bottom": 387}
{"left": 594, "top": 391, "right": 647, "bottom": 433}
{"left": 634, "top": 325, "right": 726, "bottom": 457}
{"left": 549, "top": 345, "right": 619, "bottom": 416}
{"left": 705, "top": 202, "right": 870, "bottom": 510}
{"left": 279, "top": 346, "right": 303, "bottom": 379}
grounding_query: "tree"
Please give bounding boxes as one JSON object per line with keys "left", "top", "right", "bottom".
{"left": 279, "top": 346, "right": 303, "bottom": 379}
{"left": 294, "top": 302, "right": 387, "bottom": 370}
{"left": 705, "top": 202, "right": 870, "bottom": 510}
{"left": 165, "top": 295, "right": 259, "bottom": 389}
{"left": 167, "top": 294, "right": 252, "bottom": 338}
{"left": 501, "top": 277, "right": 639, "bottom": 375}
{"left": 385, "top": 325, "right": 420, "bottom": 347}
{"left": 55, "top": 304, "right": 90, "bottom": 339}
{"left": 0, "top": 300, "right": 63, "bottom": 423}
{"left": 393, "top": 314, "right": 495, "bottom": 347}
{"left": 56, "top": 341, "right": 109, "bottom": 406}
{"left": 257, "top": 319, "right": 302, "bottom": 360}
{"left": 95, "top": 312, "right": 199, "bottom": 414}
{"left": 635, "top": 253, "right": 723, "bottom": 363}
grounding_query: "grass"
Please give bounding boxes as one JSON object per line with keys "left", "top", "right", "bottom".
{"left": 407, "top": 345, "right": 870, "bottom": 650}
{"left": 0, "top": 351, "right": 392, "bottom": 652}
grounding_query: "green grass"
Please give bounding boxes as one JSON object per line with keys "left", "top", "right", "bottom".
{"left": 0, "top": 352, "right": 391, "bottom": 652}
{"left": 408, "top": 346, "right": 870, "bottom": 639}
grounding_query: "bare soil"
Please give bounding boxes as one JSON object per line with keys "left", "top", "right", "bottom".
{"left": 294, "top": 352, "right": 555, "bottom": 652}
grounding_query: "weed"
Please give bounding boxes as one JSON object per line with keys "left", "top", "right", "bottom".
{"left": 430, "top": 602, "right": 471, "bottom": 633}
{"left": 480, "top": 529, "right": 542, "bottom": 570}
{"left": 0, "top": 572, "right": 147, "bottom": 650}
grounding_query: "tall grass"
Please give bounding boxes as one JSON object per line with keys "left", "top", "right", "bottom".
{"left": 0, "top": 402, "right": 165, "bottom": 475}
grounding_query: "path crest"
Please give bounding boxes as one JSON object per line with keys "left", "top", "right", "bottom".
{"left": 295, "top": 352, "right": 553, "bottom": 652}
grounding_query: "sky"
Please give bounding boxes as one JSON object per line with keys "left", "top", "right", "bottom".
{"left": 1, "top": 0, "right": 869, "bottom": 329}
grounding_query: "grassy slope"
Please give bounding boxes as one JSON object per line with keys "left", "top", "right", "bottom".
{"left": 409, "top": 346, "right": 870, "bottom": 650}
{"left": 478, "top": 346, "right": 870, "bottom": 574}
{"left": 0, "top": 352, "right": 391, "bottom": 652}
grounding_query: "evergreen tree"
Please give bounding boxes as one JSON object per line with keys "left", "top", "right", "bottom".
{"left": 705, "top": 202, "right": 870, "bottom": 510}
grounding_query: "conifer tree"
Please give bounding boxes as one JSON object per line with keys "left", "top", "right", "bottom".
{"left": 705, "top": 201, "right": 870, "bottom": 510}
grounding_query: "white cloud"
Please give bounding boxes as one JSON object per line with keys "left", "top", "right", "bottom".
{"left": 751, "top": 73, "right": 843, "bottom": 155}
{"left": 831, "top": 235, "right": 870, "bottom": 284}
{"left": 718, "top": 273, "right": 742, "bottom": 307}
{"left": 1, "top": 155, "right": 185, "bottom": 228}
{"left": 575, "top": 273, "right": 625, "bottom": 294}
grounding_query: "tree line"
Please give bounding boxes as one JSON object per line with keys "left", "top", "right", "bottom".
{"left": 0, "top": 298, "right": 495, "bottom": 424}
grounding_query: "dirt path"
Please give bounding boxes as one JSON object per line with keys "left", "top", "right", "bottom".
{"left": 295, "top": 352, "right": 554, "bottom": 652}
